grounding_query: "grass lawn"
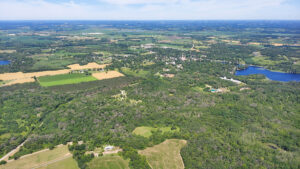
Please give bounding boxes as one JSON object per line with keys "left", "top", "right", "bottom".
{"left": 132, "top": 126, "right": 180, "bottom": 138}
{"left": 87, "top": 154, "right": 129, "bottom": 169}
{"left": 139, "top": 139, "right": 187, "bottom": 169}
{"left": 0, "top": 145, "right": 79, "bottom": 169}
{"left": 38, "top": 73, "right": 97, "bottom": 87}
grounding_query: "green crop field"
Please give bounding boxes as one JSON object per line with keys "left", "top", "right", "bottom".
{"left": 132, "top": 126, "right": 180, "bottom": 138}
{"left": 38, "top": 73, "right": 98, "bottom": 87}
{"left": 139, "top": 139, "right": 187, "bottom": 169}
{"left": 0, "top": 145, "right": 79, "bottom": 169}
{"left": 87, "top": 154, "right": 129, "bottom": 169}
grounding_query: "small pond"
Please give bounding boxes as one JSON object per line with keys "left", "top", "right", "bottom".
{"left": 235, "top": 66, "right": 300, "bottom": 82}
{"left": 0, "top": 60, "right": 10, "bottom": 65}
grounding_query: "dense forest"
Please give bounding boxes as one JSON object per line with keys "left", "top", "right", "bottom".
{"left": 0, "top": 21, "right": 299, "bottom": 169}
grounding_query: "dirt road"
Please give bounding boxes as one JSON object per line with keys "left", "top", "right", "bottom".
{"left": 0, "top": 140, "right": 26, "bottom": 162}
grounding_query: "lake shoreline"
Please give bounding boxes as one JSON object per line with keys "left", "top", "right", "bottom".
{"left": 235, "top": 66, "right": 300, "bottom": 82}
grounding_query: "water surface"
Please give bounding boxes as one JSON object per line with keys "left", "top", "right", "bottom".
{"left": 235, "top": 66, "right": 300, "bottom": 82}
{"left": 0, "top": 60, "right": 10, "bottom": 65}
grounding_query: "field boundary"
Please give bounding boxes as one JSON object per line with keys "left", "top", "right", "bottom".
{"left": 0, "top": 62, "right": 108, "bottom": 87}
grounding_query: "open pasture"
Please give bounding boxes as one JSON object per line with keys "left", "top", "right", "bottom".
{"left": 0, "top": 145, "right": 79, "bottom": 169}
{"left": 87, "top": 154, "right": 129, "bottom": 169}
{"left": 121, "top": 68, "right": 149, "bottom": 78}
{"left": 139, "top": 139, "right": 187, "bottom": 169}
{"left": 132, "top": 126, "right": 180, "bottom": 138}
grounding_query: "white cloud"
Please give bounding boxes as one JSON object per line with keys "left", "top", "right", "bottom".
{"left": 100, "top": 0, "right": 180, "bottom": 5}
{"left": 0, "top": 0, "right": 298, "bottom": 20}
{"left": 0, "top": 0, "right": 97, "bottom": 20}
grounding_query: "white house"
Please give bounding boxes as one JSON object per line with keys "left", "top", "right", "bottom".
{"left": 104, "top": 146, "right": 114, "bottom": 151}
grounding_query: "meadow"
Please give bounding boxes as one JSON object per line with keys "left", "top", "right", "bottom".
{"left": 132, "top": 126, "right": 180, "bottom": 138}
{"left": 38, "top": 73, "right": 97, "bottom": 87}
{"left": 121, "top": 68, "right": 150, "bottom": 78}
{"left": 139, "top": 139, "right": 187, "bottom": 169}
{"left": 0, "top": 145, "right": 79, "bottom": 169}
{"left": 87, "top": 154, "right": 129, "bottom": 169}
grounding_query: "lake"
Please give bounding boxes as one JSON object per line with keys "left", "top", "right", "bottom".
{"left": 0, "top": 60, "right": 10, "bottom": 65}
{"left": 235, "top": 66, "right": 300, "bottom": 82}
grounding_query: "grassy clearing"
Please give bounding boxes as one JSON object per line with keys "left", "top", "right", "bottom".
{"left": 139, "top": 139, "right": 187, "bottom": 169}
{"left": 247, "top": 56, "right": 284, "bottom": 66}
{"left": 157, "top": 44, "right": 190, "bottom": 51}
{"left": 31, "top": 58, "right": 75, "bottom": 71}
{"left": 132, "top": 126, "right": 179, "bottom": 138}
{"left": 121, "top": 68, "right": 149, "bottom": 78}
{"left": 87, "top": 154, "right": 129, "bottom": 169}
{"left": 38, "top": 157, "right": 79, "bottom": 169}
{"left": 192, "top": 86, "right": 204, "bottom": 92}
{"left": 0, "top": 145, "right": 79, "bottom": 169}
{"left": 38, "top": 73, "right": 97, "bottom": 87}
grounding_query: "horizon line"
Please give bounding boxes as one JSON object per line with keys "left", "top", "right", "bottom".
{"left": 0, "top": 19, "right": 300, "bottom": 21}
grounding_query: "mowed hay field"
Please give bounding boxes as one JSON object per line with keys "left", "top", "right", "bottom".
{"left": 92, "top": 71, "right": 124, "bottom": 80}
{"left": 132, "top": 126, "right": 180, "bottom": 138}
{"left": 87, "top": 154, "right": 129, "bottom": 169}
{"left": 38, "top": 73, "right": 97, "bottom": 87}
{"left": 38, "top": 157, "right": 78, "bottom": 169}
{"left": 0, "top": 49, "right": 16, "bottom": 53}
{"left": 67, "top": 62, "right": 107, "bottom": 70}
{"left": 0, "top": 145, "right": 79, "bottom": 169}
{"left": 139, "top": 139, "right": 187, "bottom": 169}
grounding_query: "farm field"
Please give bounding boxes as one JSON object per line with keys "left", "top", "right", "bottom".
{"left": 38, "top": 73, "right": 97, "bottom": 87}
{"left": 87, "top": 154, "right": 129, "bottom": 169}
{"left": 0, "top": 145, "right": 79, "bottom": 169}
{"left": 139, "top": 139, "right": 187, "bottom": 169}
{"left": 31, "top": 58, "right": 76, "bottom": 71}
{"left": 92, "top": 71, "right": 124, "bottom": 80}
{"left": 0, "top": 21, "right": 299, "bottom": 169}
{"left": 67, "top": 63, "right": 107, "bottom": 70}
{"left": 0, "top": 62, "right": 107, "bottom": 87}
{"left": 0, "top": 49, "right": 16, "bottom": 53}
{"left": 132, "top": 126, "right": 180, "bottom": 138}
{"left": 38, "top": 157, "right": 79, "bottom": 169}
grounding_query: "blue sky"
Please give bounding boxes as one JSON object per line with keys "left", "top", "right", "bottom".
{"left": 0, "top": 0, "right": 299, "bottom": 20}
